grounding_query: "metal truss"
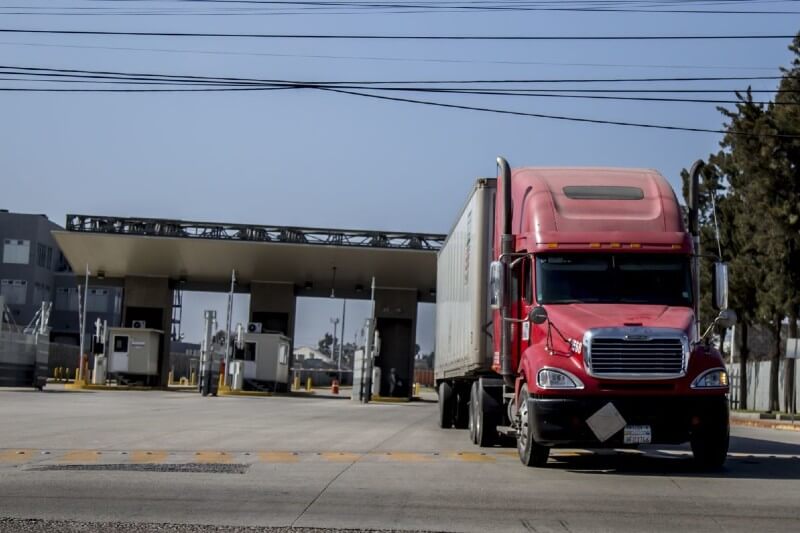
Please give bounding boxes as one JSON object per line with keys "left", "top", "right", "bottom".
{"left": 66, "top": 215, "right": 445, "bottom": 251}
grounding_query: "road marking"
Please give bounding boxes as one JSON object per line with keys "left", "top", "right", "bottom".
{"left": 59, "top": 450, "right": 102, "bottom": 463}
{"left": 131, "top": 451, "right": 169, "bottom": 464}
{"left": 194, "top": 451, "right": 232, "bottom": 463}
{"left": 379, "top": 452, "right": 431, "bottom": 462}
{"left": 5, "top": 448, "right": 797, "bottom": 467}
{"left": 320, "top": 452, "right": 361, "bottom": 462}
{"left": 259, "top": 451, "right": 299, "bottom": 463}
{"left": 452, "top": 452, "right": 495, "bottom": 463}
{"left": 0, "top": 449, "right": 35, "bottom": 463}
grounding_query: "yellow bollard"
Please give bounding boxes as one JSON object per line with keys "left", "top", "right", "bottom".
{"left": 190, "top": 371, "right": 197, "bottom": 386}
{"left": 168, "top": 370, "right": 174, "bottom": 385}
{"left": 414, "top": 382, "right": 420, "bottom": 397}
{"left": 293, "top": 375, "right": 300, "bottom": 391}
{"left": 305, "top": 377, "right": 312, "bottom": 391}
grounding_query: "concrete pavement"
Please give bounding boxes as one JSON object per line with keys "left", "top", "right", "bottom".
{"left": 1, "top": 386, "right": 799, "bottom": 532}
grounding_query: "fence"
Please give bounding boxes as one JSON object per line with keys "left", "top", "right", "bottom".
{"left": 413, "top": 368, "right": 434, "bottom": 387}
{"left": 728, "top": 360, "right": 799, "bottom": 412}
{"left": 48, "top": 343, "right": 81, "bottom": 373}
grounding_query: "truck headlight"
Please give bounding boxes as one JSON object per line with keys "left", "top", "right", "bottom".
{"left": 691, "top": 368, "right": 729, "bottom": 389}
{"left": 537, "top": 368, "right": 584, "bottom": 390}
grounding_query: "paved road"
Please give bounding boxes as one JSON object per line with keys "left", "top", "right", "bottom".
{"left": 1, "top": 386, "right": 799, "bottom": 532}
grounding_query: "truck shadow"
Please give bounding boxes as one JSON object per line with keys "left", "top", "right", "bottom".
{"left": 552, "top": 436, "right": 800, "bottom": 480}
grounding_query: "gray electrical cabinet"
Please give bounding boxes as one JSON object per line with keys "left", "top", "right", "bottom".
{"left": 232, "top": 332, "right": 291, "bottom": 392}
{"left": 108, "top": 328, "right": 162, "bottom": 378}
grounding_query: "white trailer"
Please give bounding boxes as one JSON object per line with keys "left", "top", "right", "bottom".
{"left": 434, "top": 179, "right": 503, "bottom": 434}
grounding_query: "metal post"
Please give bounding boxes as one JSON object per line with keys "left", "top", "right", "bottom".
{"left": 200, "top": 310, "right": 216, "bottom": 394}
{"left": 364, "top": 277, "right": 376, "bottom": 403}
{"left": 78, "top": 264, "right": 90, "bottom": 380}
{"left": 223, "top": 270, "right": 236, "bottom": 387}
{"left": 330, "top": 316, "right": 339, "bottom": 368}
{"left": 339, "top": 298, "right": 347, "bottom": 381}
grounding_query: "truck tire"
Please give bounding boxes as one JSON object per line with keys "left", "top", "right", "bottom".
{"left": 468, "top": 382, "right": 478, "bottom": 444}
{"left": 475, "top": 380, "right": 500, "bottom": 447}
{"left": 690, "top": 414, "right": 730, "bottom": 470}
{"left": 438, "top": 381, "right": 454, "bottom": 429}
{"left": 517, "top": 384, "right": 550, "bottom": 467}
{"left": 454, "top": 386, "right": 470, "bottom": 429}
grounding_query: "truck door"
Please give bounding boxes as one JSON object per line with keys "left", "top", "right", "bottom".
{"left": 510, "top": 255, "right": 534, "bottom": 372}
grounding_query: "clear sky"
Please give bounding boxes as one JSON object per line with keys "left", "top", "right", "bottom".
{"left": 1, "top": 1, "right": 797, "bottom": 350}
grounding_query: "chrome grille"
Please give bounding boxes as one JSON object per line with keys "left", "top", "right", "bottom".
{"left": 585, "top": 329, "right": 687, "bottom": 378}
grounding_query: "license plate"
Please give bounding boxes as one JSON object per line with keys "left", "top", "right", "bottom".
{"left": 623, "top": 425, "right": 652, "bottom": 444}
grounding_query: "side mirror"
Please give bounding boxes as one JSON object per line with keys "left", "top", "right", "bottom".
{"left": 715, "top": 309, "right": 737, "bottom": 329}
{"left": 489, "top": 261, "right": 505, "bottom": 310}
{"left": 529, "top": 306, "right": 548, "bottom": 325}
{"left": 712, "top": 262, "right": 729, "bottom": 310}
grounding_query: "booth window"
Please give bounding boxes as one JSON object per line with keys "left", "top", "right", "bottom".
{"left": 113, "top": 335, "right": 129, "bottom": 353}
{"left": 244, "top": 342, "right": 257, "bottom": 362}
{"left": 279, "top": 343, "right": 289, "bottom": 365}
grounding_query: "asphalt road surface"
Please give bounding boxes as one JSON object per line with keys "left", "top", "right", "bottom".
{"left": 1, "top": 386, "right": 799, "bottom": 532}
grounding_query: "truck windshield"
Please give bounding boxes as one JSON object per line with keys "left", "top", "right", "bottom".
{"left": 535, "top": 253, "right": 692, "bottom": 306}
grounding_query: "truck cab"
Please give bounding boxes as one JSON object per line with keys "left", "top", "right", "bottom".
{"left": 436, "top": 157, "right": 734, "bottom": 470}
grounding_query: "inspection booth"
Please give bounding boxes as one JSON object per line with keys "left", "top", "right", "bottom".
{"left": 231, "top": 332, "right": 291, "bottom": 392}
{"left": 107, "top": 327, "right": 163, "bottom": 385}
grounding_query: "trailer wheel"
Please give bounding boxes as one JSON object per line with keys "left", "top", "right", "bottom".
{"left": 517, "top": 384, "right": 550, "bottom": 467}
{"left": 438, "top": 381, "right": 454, "bottom": 429}
{"left": 468, "top": 382, "right": 478, "bottom": 444}
{"left": 690, "top": 415, "right": 729, "bottom": 470}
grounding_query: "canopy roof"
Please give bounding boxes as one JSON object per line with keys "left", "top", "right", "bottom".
{"left": 52, "top": 215, "right": 445, "bottom": 301}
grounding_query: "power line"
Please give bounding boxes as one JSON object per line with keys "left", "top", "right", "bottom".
{"left": 0, "top": 41, "right": 779, "bottom": 72}
{"left": 319, "top": 86, "right": 800, "bottom": 137}
{"left": 5, "top": 0, "right": 800, "bottom": 15}
{"left": 0, "top": 65, "right": 788, "bottom": 85}
{"left": 0, "top": 28, "right": 795, "bottom": 40}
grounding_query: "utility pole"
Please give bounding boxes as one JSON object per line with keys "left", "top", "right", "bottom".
{"left": 78, "top": 264, "right": 90, "bottom": 381}
{"left": 330, "top": 316, "right": 340, "bottom": 366}
{"left": 339, "top": 299, "right": 347, "bottom": 380}
{"left": 224, "top": 270, "right": 236, "bottom": 387}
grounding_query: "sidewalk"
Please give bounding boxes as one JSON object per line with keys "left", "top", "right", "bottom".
{"left": 731, "top": 411, "right": 800, "bottom": 432}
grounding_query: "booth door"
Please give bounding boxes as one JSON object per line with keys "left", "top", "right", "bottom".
{"left": 375, "top": 318, "right": 413, "bottom": 398}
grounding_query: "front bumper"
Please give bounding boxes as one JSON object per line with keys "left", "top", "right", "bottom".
{"left": 528, "top": 395, "right": 728, "bottom": 446}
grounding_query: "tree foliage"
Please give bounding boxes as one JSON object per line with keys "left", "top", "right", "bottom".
{"left": 683, "top": 33, "right": 800, "bottom": 412}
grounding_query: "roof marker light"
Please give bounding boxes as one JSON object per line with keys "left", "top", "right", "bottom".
{"left": 610, "top": 243, "right": 621, "bottom": 248}
{"left": 590, "top": 243, "right": 601, "bottom": 249}
{"left": 672, "top": 244, "right": 682, "bottom": 249}
{"left": 630, "top": 243, "right": 641, "bottom": 249}
{"left": 547, "top": 243, "right": 559, "bottom": 249}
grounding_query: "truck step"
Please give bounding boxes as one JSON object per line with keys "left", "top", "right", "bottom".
{"left": 496, "top": 425, "right": 516, "bottom": 437}
{"left": 503, "top": 392, "right": 515, "bottom": 400}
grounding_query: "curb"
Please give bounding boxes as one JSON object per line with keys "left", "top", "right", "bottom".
{"left": 730, "top": 417, "right": 800, "bottom": 432}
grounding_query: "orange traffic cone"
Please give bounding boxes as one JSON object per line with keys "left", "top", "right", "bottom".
{"left": 331, "top": 379, "right": 339, "bottom": 395}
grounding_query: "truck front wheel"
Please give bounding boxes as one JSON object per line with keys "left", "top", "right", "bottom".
{"left": 438, "top": 381, "right": 454, "bottom": 429}
{"left": 690, "top": 415, "right": 729, "bottom": 470}
{"left": 517, "top": 384, "right": 550, "bottom": 467}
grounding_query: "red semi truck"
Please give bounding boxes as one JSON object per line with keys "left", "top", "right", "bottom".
{"left": 435, "top": 157, "right": 735, "bottom": 468}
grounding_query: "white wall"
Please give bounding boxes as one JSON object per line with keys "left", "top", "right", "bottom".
{"left": 728, "top": 360, "right": 800, "bottom": 412}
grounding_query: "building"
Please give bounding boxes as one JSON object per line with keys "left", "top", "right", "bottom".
{"left": 293, "top": 345, "right": 335, "bottom": 366}
{"left": 0, "top": 210, "right": 122, "bottom": 345}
